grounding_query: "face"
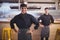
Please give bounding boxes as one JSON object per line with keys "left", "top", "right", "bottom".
{"left": 21, "top": 7, "right": 27, "bottom": 14}
{"left": 45, "top": 9, "right": 49, "bottom": 14}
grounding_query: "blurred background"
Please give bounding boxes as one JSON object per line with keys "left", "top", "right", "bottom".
{"left": 0, "top": 0, "right": 60, "bottom": 40}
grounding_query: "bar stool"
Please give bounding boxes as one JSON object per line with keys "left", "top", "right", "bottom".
{"left": 2, "top": 28, "right": 11, "bottom": 40}
{"left": 55, "top": 28, "right": 60, "bottom": 40}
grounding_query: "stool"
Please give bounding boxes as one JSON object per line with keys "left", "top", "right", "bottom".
{"left": 2, "top": 28, "right": 11, "bottom": 40}
{"left": 55, "top": 28, "right": 60, "bottom": 40}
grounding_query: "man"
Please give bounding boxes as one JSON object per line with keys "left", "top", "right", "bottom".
{"left": 10, "top": 3, "right": 39, "bottom": 40}
{"left": 38, "top": 8, "right": 54, "bottom": 40}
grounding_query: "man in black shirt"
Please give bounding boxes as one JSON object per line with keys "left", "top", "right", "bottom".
{"left": 38, "top": 8, "right": 54, "bottom": 40}
{"left": 10, "top": 3, "right": 39, "bottom": 40}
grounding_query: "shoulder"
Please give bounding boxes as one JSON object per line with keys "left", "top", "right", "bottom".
{"left": 39, "top": 14, "right": 44, "bottom": 18}
{"left": 14, "top": 14, "right": 20, "bottom": 18}
{"left": 38, "top": 14, "right": 44, "bottom": 20}
{"left": 26, "top": 13, "right": 32, "bottom": 16}
{"left": 41, "top": 14, "right": 44, "bottom": 17}
{"left": 26, "top": 14, "right": 34, "bottom": 17}
{"left": 12, "top": 14, "right": 20, "bottom": 19}
{"left": 49, "top": 14, "right": 53, "bottom": 17}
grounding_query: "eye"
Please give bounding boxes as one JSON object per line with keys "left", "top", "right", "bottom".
{"left": 22, "top": 8, "right": 24, "bottom": 9}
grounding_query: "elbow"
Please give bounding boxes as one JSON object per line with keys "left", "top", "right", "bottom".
{"left": 51, "top": 20, "right": 54, "bottom": 23}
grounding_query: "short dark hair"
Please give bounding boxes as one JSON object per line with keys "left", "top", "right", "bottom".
{"left": 20, "top": 3, "right": 27, "bottom": 8}
{"left": 45, "top": 7, "right": 48, "bottom": 10}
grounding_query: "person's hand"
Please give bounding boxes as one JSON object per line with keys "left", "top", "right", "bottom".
{"left": 40, "top": 24, "right": 44, "bottom": 28}
{"left": 31, "top": 30, "right": 35, "bottom": 33}
{"left": 26, "top": 30, "right": 31, "bottom": 33}
{"left": 14, "top": 28, "right": 18, "bottom": 32}
{"left": 26, "top": 29, "right": 34, "bottom": 34}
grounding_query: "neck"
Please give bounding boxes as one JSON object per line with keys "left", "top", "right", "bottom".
{"left": 46, "top": 14, "right": 48, "bottom": 15}
{"left": 45, "top": 12, "right": 49, "bottom": 15}
{"left": 21, "top": 12, "right": 26, "bottom": 14}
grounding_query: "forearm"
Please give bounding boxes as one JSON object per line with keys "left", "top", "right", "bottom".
{"left": 39, "top": 23, "right": 44, "bottom": 28}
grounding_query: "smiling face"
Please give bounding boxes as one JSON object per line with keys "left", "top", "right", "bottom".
{"left": 44, "top": 8, "right": 49, "bottom": 15}
{"left": 21, "top": 7, "right": 27, "bottom": 14}
{"left": 45, "top": 9, "right": 48, "bottom": 13}
{"left": 20, "top": 4, "right": 27, "bottom": 14}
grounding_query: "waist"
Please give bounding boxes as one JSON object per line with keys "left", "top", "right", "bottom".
{"left": 42, "top": 22, "right": 51, "bottom": 25}
{"left": 18, "top": 28, "right": 31, "bottom": 33}
{"left": 18, "top": 26, "right": 30, "bottom": 29}
{"left": 19, "top": 28, "right": 30, "bottom": 30}
{"left": 44, "top": 25, "right": 49, "bottom": 26}
{"left": 19, "top": 28, "right": 29, "bottom": 30}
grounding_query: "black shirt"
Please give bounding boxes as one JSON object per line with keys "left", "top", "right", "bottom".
{"left": 38, "top": 14, "right": 54, "bottom": 26}
{"left": 10, "top": 13, "right": 39, "bottom": 29}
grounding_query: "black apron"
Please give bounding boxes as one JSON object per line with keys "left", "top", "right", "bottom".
{"left": 18, "top": 29, "right": 32, "bottom": 40}
{"left": 41, "top": 26, "right": 50, "bottom": 37}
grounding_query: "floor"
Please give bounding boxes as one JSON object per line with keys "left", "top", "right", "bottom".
{"left": 0, "top": 23, "right": 60, "bottom": 40}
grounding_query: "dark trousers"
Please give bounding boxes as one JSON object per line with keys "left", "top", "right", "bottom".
{"left": 18, "top": 29, "right": 32, "bottom": 40}
{"left": 41, "top": 37, "right": 49, "bottom": 40}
